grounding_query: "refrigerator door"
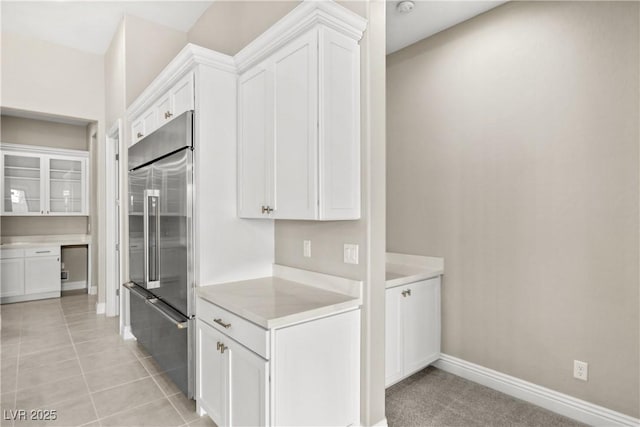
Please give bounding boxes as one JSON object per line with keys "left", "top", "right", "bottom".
{"left": 128, "top": 166, "right": 152, "bottom": 287}
{"left": 150, "top": 148, "right": 192, "bottom": 317}
{"left": 126, "top": 282, "right": 190, "bottom": 397}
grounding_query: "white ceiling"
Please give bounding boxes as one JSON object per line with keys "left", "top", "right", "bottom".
{"left": 1, "top": 1, "right": 214, "bottom": 55}
{"left": 386, "top": 0, "right": 507, "bottom": 54}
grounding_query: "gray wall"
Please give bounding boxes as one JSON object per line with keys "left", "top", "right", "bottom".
{"left": 387, "top": 1, "right": 639, "bottom": 417}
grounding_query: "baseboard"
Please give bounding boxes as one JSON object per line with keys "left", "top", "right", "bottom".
{"left": 88, "top": 286, "right": 97, "bottom": 295}
{"left": 371, "top": 417, "right": 388, "bottom": 427}
{"left": 61, "top": 281, "right": 87, "bottom": 291}
{"left": 434, "top": 354, "right": 639, "bottom": 427}
{"left": 121, "top": 325, "right": 136, "bottom": 340}
{"left": 95, "top": 302, "right": 106, "bottom": 314}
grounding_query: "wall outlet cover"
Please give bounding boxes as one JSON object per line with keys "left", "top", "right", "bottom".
{"left": 573, "top": 360, "right": 588, "bottom": 381}
{"left": 343, "top": 244, "right": 359, "bottom": 264}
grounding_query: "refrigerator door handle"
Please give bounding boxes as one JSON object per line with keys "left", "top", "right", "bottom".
{"left": 143, "top": 189, "right": 160, "bottom": 289}
{"left": 145, "top": 298, "right": 189, "bottom": 329}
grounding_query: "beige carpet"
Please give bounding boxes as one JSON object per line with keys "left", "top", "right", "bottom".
{"left": 386, "top": 367, "right": 585, "bottom": 427}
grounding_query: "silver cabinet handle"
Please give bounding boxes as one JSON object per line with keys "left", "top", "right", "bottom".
{"left": 214, "top": 318, "right": 231, "bottom": 329}
{"left": 137, "top": 132, "right": 144, "bottom": 138}
{"left": 35, "top": 250, "right": 50, "bottom": 253}
{"left": 217, "top": 341, "right": 228, "bottom": 354}
{"left": 164, "top": 111, "right": 173, "bottom": 119}
{"left": 402, "top": 289, "right": 412, "bottom": 297}
{"left": 261, "top": 205, "right": 273, "bottom": 214}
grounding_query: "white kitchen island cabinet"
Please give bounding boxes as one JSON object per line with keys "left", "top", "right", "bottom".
{"left": 237, "top": 2, "right": 366, "bottom": 220}
{"left": 385, "top": 276, "right": 442, "bottom": 388}
{"left": 196, "top": 266, "right": 362, "bottom": 427}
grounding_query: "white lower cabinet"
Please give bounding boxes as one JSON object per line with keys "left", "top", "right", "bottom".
{"left": 196, "top": 319, "right": 268, "bottom": 427}
{"left": 385, "top": 277, "right": 441, "bottom": 388}
{"left": 196, "top": 298, "right": 360, "bottom": 426}
{"left": 0, "top": 246, "right": 61, "bottom": 303}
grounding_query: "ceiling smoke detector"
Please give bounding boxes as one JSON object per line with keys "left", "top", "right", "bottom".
{"left": 396, "top": 0, "right": 415, "bottom": 14}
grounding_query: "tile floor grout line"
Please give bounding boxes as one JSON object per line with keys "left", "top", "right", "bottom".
{"left": 92, "top": 395, "right": 180, "bottom": 426}
{"left": 62, "top": 299, "right": 103, "bottom": 427}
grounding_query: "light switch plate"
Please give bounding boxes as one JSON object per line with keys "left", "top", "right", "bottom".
{"left": 343, "top": 244, "right": 359, "bottom": 264}
{"left": 303, "top": 240, "right": 311, "bottom": 258}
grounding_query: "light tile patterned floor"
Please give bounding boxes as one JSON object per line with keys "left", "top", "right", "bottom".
{"left": 0, "top": 293, "right": 216, "bottom": 427}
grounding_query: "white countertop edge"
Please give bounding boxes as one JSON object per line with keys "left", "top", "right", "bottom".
{"left": 385, "top": 267, "right": 443, "bottom": 289}
{"left": 273, "top": 264, "right": 363, "bottom": 302}
{"left": 386, "top": 252, "right": 444, "bottom": 270}
{"left": 1, "top": 234, "right": 92, "bottom": 247}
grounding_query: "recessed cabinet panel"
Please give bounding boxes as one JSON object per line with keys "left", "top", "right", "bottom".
{"left": 24, "top": 255, "right": 60, "bottom": 295}
{"left": 272, "top": 31, "right": 318, "bottom": 219}
{"left": 238, "top": 66, "right": 271, "bottom": 218}
{"left": 228, "top": 338, "right": 268, "bottom": 426}
{"left": 0, "top": 258, "right": 25, "bottom": 297}
{"left": 196, "top": 320, "right": 226, "bottom": 425}
{"left": 319, "top": 28, "right": 360, "bottom": 220}
{"left": 172, "top": 73, "right": 195, "bottom": 119}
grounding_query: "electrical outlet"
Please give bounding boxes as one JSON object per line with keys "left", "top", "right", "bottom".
{"left": 303, "top": 240, "right": 311, "bottom": 258}
{"left": 343, "top": 244, "right": 359, "bottom": 264}
{"left": 574, "top": 360, "right": 588, "bottom": 381}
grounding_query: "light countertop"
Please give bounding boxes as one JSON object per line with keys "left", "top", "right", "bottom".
{"left": 0, "top": 235, "right": 92, "bottom": 248}
{"left": 197, "top": 266, "right": 362, "bottom": 329}
{"left": 386, "top": 252, "right": 444, "bottom": 289}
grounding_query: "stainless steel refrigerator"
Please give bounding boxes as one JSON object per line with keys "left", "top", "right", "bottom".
{"left": 125, "top": 111, "right": 194, "bottom": 398}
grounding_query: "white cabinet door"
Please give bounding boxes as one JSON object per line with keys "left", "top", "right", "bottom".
{"left": 171, "top": 73, "right": 195, "bottom": 119}
{"left": 2, "top": 152, "right": 44, "bottom": 215}
{"left": 228, "top": 338, "right": 268, "bottom": 427}
{"left": 131, "top": 119, "right": 145, "bottom": 145}
{"left": 156, "top": 94, "right": 172, "bottom": 126}
{"left": 318, "top": 27, "right": 360, "bottom": 220}
{"left": 0, "top": 258, "right": 25, "bottom": 297}
{"left": 271, "top": 30, "right": 318, "bottom": 220}
{"left": 142, "top": 109, "right": 157, "bottom": 138}
{"left": 385, "top": 285, "right": 404, "bottom": 387}
{"left": 24, "top": 255, "right": 60, "bottom": 295}
{"left": 47, "top": 156, "right": 87, "bottom": 215}
{"left": 238, "top": 64, "right": 272, "bottom": 218}
{"left": 196, "top": 320, "right": 227, "bottom": 426}
{"left": 402, "top": 278, "right": 441, "bottom": 376}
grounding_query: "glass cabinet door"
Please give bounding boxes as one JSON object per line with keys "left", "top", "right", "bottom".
{"left": 2, "top": 153, "right": 43, "bottom": 214}
{"left": 48, "top": 157, "right": 84, "bottom": 214}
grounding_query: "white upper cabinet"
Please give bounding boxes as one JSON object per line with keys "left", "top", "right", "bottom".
{"left": 237, "top": 3, "right": 366, "bottom": 220}
{"left": 131, "top": 72, "right": 195, "bottom": 145}
{"left": 1, "top": 144, "right": 89, "bottom": 216}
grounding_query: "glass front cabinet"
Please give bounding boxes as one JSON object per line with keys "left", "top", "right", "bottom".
{"left": 1, "top": 144, "right": 89, "bottom": 216}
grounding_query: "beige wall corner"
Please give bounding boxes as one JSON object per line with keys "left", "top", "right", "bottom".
{"left": 105, "top": 20, "right": 126, "bottom": 128}
{"left": 387, "top": 1, "right": 639, "bottom": 418}
{"left": 124, "top": 15, "right": 188, "bottom": 107}
{"left": 188, "top": 1, "right": 300, "bottom": 56}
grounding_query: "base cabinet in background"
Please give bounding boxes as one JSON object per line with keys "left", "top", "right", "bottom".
{"left": 0, "top": 246, "right": 61, "bottom": 304}
{"left": 385, "top": 276, "right": 441, "bottom": 388}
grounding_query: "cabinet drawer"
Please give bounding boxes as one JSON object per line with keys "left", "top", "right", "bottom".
{"left": 0, "top": 249, "right": 24, "bottom": 259}
{"left": 24, "top": 246, "right": 60, "bottom": 257}
{"left": 197, "top": 297, "right": 269, "bottom": 359}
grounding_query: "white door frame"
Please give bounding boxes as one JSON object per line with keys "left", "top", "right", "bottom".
{"left": 105, "top": 120, "right": 122, "bottom": 317}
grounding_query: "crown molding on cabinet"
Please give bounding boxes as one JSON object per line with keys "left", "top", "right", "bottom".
{"left": 234, "top": 0, "right": 367, "bottom": 74}
{"left": 126, "top": 44, "right": 235, "bottom": 120}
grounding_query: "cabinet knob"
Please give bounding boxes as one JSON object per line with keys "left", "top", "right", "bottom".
{"left": 261, "top": 205, "right": 273, "bottom": 214}
{"left": 402, "top": 289, "right": 412, "bottom": 297}
{"left": 164, "top": 111, "right": 173, "bottom": 119}
{"left": 137, "top": 132, "right": 144, "bottom": 138}
{"left": 217, "top": 341, "right": 228, "bottom": 354}
{"left": 41, "top": 210, "right": 44, "bottom": 214}
{"left": 46, "top": 210, "right": 49, "bottom": 214}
